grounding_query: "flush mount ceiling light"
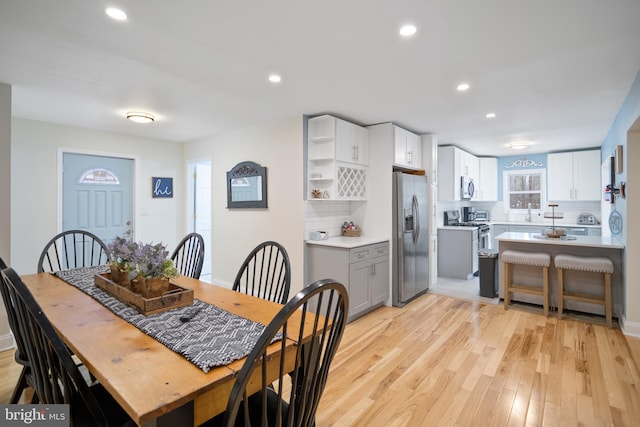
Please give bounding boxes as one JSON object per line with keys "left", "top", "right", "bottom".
{"left": 456, "top": 82, "right": 470, "bottom": 92}
{"left": 106, "top": 7, "right": 127, "bottom": 21}
{"left": 485, "top": 112, "right": 496, "bottom": 119}
{"left": 126, "top": 112, "right": 155, "bottom": 124}
{"left": 509, "top": 141, "right": 530, "bottom": 150}
{"left": 399, "top": 24, "right": 417, "bottom": 37}
{"left": 268, "top": 74, "right": 282, "bottom": 83}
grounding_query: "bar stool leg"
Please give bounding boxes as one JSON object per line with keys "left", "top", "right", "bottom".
{"left": 605, "top": 272, "right": 612, "bottom": 328}
{"left": 557, "top": 267, "right": 564, "bottom": 320}
{"left": 504, "top": 262, "right": 511, "bottom": 310}
{"left": 542, "top": 266, "right": 549, "bottom": 317}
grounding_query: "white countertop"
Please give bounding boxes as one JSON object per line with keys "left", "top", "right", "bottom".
{"left": 491, "top": 221, "right": 601, "bottom": 228}
{"left": 306, "top": 235, "right": 389, "bottom": 249}
{"left": 495, "top": 232, "right": 624, "bottom": 249}
{"left": 438, "top": 226, "right": 478, "bottom": 231}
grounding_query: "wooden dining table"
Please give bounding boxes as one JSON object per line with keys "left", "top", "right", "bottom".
{"left": 21, "top": 272, "right": 306, "bottom": 426}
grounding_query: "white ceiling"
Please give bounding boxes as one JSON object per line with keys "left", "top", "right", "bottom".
{"left": 1, "top": 1, "right": 639, "bottom": 157}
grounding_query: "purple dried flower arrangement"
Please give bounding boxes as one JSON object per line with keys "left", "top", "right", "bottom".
{"left": 107, "top": 237, "right": 178, "bottom": 280}
{"left": 133, "top": 242, "right": 178, "bottom": 279}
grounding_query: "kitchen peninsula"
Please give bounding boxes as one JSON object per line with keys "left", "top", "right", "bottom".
{"left": 496, "top": 232, "right": 624, "bottom": 319}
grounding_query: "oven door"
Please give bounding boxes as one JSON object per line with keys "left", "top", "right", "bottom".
{"left": 479, "top": 229, "right": 491, "bottom": 250}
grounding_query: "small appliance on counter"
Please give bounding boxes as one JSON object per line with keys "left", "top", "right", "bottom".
{"left": 462, "top": 207, "right": 476, "bottom": 222}
{"left": 577, "top": 212, "right": 599, "bottom": 225}
{"left": 309, "top": 231, "right": 328, "bottom": 241}
{"left": 444, "top": 210, "right": 461, "bottom": 226}
{"left": 474, "top": 210, "right": 490, "bottom": 221}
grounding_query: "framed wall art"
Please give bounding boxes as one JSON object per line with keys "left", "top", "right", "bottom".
{"left": 152, "top": 177, "right": 173, "bottom": 198}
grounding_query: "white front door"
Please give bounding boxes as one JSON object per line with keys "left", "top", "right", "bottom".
{"left": 63, "top": 153, "right": 134, "bottom": 244}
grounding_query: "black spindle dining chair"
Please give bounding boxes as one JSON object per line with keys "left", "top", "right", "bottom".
{"left": 0, "top": 257, "right": 37, "bottom": 404}
{"left": 232, "top": 241, "right": 291, "bottom": 304}
{"left": 37, "top": 229, "right": 110, "bottom": 273}
{"left": 0, "top": 267, "right": 134, "bottom": 427}
{"left": 204, "top": 279, "right": 349, "bottom": 427}
{"left": 170, "top": 232, "right": 205, "bottom": 279}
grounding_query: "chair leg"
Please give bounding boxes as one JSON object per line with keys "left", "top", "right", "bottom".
{"left": 542, "top": 266, "right": 549, "bottom": 317}
{"left": 9, "top": 366, "right": 28, "bottom": 404}
{"left": 604, "top": 272, "right": 612, "bottom": 328}
{"left": 503, "top": 262, "right": 511, "bottom": 310}
{"left": 557, "top": 267, "right": 564, "bottom": 320}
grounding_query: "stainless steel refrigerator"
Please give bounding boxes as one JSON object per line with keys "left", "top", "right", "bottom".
{"left": 392, "top": 172, "right": 429, "bottom": 307}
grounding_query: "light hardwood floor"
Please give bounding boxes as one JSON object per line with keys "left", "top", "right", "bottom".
{"left": 315, "top": 292, "right": 640, "bottom": 426}
{"left": 2, "top": 292, "right": 640, "bottom": 426}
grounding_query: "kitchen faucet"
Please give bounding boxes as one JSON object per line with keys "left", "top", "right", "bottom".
{"left": 525, "top": 203, "right": 532, "bottom": 222}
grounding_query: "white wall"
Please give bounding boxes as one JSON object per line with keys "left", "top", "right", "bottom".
{"left": 10, "top": 118, "right": 185, "bottom": 275}
{"left": 184, "top": 116, "right": 305, "bottom": 294}
{"left": 0, "top": 84, "right": 11, "bottom": 350}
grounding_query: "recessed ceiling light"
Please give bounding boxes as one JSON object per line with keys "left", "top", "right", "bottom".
{"left": 268, "top": 74, "right": 282, "bottom": 83}
{"left": 509, "top": 141, "right": 530, "bottom": 150}
{"left": 126, "top": 112, "right": 155, "bottom": 124}
{"left": 486, "top": 112, "right": 496, "bottom": 119}
{"left": 106, "top": 7, "right": 127, "bottom": 21}
{"left": 399, "top": 24, "right": 417, "bottom": 37}
{"left": 457, "top": 82, "right": 470, "bottom": 92}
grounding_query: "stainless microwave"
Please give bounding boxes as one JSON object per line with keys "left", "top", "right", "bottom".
{"left": 460, "top": 176, "right": 475, "bottom": 200}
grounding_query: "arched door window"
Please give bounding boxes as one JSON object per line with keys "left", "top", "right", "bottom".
{"left": 78, "top": 168, "right": 120, "bottom": 185}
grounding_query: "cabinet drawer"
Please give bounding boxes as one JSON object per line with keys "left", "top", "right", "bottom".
{"left": 349, "top": 242, "right": 388, "bottom": 263}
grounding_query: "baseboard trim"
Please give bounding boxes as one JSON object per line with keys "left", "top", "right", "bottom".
{"left": 0, "top": 332, "right": 15, "bottom": 352}
{"left": 621, "top": 316, "right": 640, "bottom": 338}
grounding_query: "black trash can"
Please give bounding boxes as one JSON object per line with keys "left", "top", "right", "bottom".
{"left": 479, "top": 249, "right": 499, "bottom": 298}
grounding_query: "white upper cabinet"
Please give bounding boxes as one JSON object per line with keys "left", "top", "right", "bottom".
{"left": 459, "top": 149, "right": 479, "bottom": 183}
{"left": 477, "top": 157, "right": 498, "bottom": 201}
{"left": 307, "top": 115, "right": 368, "bottom": 201}
{"left": 394, "top": 126, "right": 422, "bottom": 169}
{"left": 438, "top": 146, "right": 479, "bottom": 201}
{"left": 336, "top": 118, "right": 369, "bottom": 165}
{"left": 547, "top": 149, "right": 600, "bottom": 201}
{"left": 422, "top": 135, "right": 438, "bottom": 185}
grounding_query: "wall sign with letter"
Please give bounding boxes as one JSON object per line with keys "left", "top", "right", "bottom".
{"left": 152, "top": 177, "right": 173, "bottom": 198}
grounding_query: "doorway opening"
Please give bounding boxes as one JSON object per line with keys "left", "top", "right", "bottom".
{"left": 189, "top": 160, "right": 212, "bottom": 282}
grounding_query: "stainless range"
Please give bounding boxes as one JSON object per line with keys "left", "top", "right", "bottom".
{"left": 444, "top": 210, "right": 491, "bottom": 250}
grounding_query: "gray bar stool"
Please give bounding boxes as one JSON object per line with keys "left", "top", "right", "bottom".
{"left": 555, "top": 254, "right": 614, "bottom": 328}
{"left": 502, "top": 250, "right": 551, "bottom": 316}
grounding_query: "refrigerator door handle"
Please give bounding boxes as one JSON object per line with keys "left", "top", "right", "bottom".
{"left": 412, "top": 195, "right": 419, "bottom": 244}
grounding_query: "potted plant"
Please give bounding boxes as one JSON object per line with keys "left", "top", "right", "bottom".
{"left": 132, "top": 242, "right": 178, "bottom": 298}
{"left": 107, "top": 236, "right": 138, "bottom": 288}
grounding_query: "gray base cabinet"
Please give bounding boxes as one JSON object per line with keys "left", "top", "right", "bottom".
{"left": 307, "top": 241, "right": 389, "bottom": 322}
{"left": 438, "top": 229, "right": 477, "bottom": 280}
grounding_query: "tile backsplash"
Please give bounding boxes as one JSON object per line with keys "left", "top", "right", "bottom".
{"left": 438, "top": 200, "right": 602, "bottom": 226}
{"left": 304, "top": 201, "right": 352, "bottom": 239}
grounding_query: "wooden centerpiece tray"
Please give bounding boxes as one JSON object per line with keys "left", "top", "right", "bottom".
{"left": 95, "top": 273, "right": 194, "bottom": 315}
